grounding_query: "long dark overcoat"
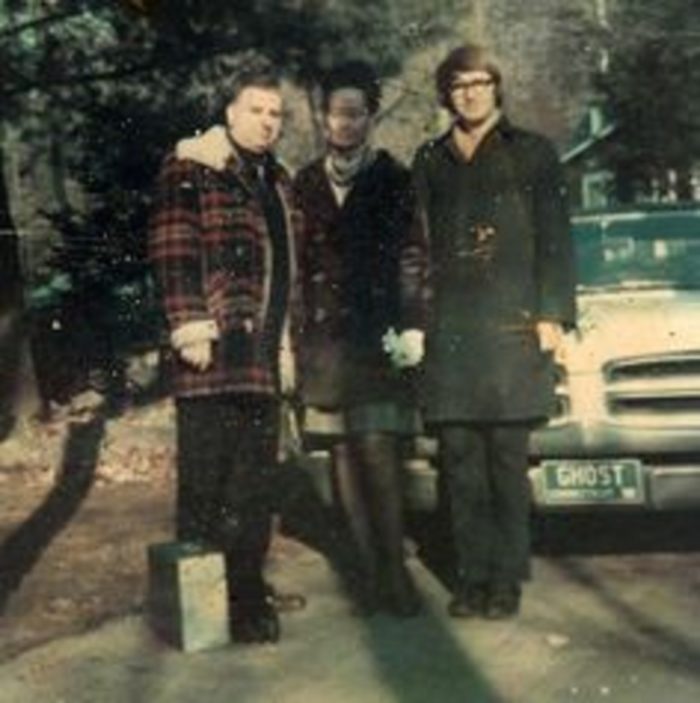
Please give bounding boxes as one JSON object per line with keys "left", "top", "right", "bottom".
{"left": 413, "top": 119, "right": 576, "bottom": 423}
{"left": 293, "top": 150, "right": 425, "bottom": 408}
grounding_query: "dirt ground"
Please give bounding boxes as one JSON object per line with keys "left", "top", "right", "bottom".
{"left": 0, "top": 480, "right": 172, "bottom": 661}
{"left": 0, "top": 400, "right": 178, "bottom": 661}
{"left": 0, "top": 398, "right": 314, "bottom": 662}
{"left": 4, "top": 399, "right": 699, "bottom": 673}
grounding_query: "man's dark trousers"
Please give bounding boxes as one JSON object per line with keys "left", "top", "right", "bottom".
{"left": 439, "top": 423, "right": 532, "bottom": 589}
{"left": 175, "top": 394, "right": 279, "bottom": 604}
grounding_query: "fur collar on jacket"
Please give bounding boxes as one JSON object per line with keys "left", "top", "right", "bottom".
{"left": 175, "top": 125, "right": 286, "bottom": 181}
{"left": 176, "top": 125, "right": 234, "bottom": 172}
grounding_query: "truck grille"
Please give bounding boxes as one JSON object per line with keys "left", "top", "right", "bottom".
{"left": 609, "top": 396, "right": 700, "bottom": 415}
{"left": 605, "top": 353, "right": 700, "bottom": 419}
{"left": 606, "top": 355, "right": 700, "bottom": 382}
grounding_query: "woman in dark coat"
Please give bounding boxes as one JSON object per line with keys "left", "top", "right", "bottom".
{"left": 411, "top": 45, "right": 576, "bottom": 619}
{"left": 294, "top": 62, "right": 426, "bottom": 616}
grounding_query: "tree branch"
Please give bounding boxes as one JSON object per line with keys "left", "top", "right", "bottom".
{"left": 0, "top": 9, "right": 87, "bottom": 41}
{"left": 0, "top": 38, "right": 253, "bottom": 101}
{"left": 376, "top": 87, "right": 412, "bottom": 124}
{"left": 2, "top": 57, "right": 165, "bottom": 99}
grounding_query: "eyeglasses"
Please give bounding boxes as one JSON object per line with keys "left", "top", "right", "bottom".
{"left": 450, "top": 78, "right": 494, "bottom": 94}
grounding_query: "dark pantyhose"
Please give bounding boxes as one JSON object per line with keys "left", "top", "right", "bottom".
{"left": 332, "top": 432, "right": 420, "bottom": 616}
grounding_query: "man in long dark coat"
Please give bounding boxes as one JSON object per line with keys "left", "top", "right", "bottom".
{"left": 403, "top": 44, "right": 576, "bottom": 619}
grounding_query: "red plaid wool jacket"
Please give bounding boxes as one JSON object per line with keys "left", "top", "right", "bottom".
{"left": 148, "top": 126, "right": 304, "bottom": 398}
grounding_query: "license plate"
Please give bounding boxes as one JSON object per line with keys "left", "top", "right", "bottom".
{"left": 540, "top": 459, "right": 645, "bottom": 505}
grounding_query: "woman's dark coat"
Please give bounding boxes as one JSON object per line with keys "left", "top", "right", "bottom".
{"left": 413, "top": 119, "right": 577, "bottom": 423}
{"left": 293, "top": 150, "right": 425, "bottom": 409}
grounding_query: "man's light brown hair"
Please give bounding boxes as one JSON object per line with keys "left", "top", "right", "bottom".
{"left": 435, "top": 44, "right": 503, "bottom": 112}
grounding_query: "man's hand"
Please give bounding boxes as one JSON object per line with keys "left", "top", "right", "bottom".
{"left": 179, "top": 340, "right": 213, "bottom": 371}
{"left": 171, "top": 319, "right": 219, "bottom": 371}
{"left": 382, "top": 327, "right": 425, "bottom": 369}
{"left": 536, "top": 321, "right": 565, "bottom": 362}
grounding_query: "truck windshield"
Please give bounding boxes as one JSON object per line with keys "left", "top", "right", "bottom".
{"left": 575, "top": 210, "right": 700, "bottom": 289}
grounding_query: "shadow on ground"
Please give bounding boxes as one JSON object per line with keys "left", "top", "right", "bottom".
{"left": 359, "top": 608, "right": 506, "bottom": 703}
{"left": 277, "top": 461, "right": 505, "bottom": 703}
{"left": 532, "top": 511, "right": 700, "bottom": 555}
{"left": 0, "top": 416, "right": 106, "bottom": 613}
{"left": 552, "top": 557, "right": 700, "bottom": 678}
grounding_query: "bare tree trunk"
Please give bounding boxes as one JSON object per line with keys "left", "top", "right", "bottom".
{"left": 470, "top": 0, "right": 489, "bottom": 43}
{"left": 0, "top": 314, "right": 42, "bottom": 437}
{"left": 304, "top": 86, "right": 325, "bottom": 155}
{"left": 0, "top": 148, "right": 41, "bottom": 440}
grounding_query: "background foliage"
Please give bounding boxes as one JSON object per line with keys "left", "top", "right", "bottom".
{"left": 0, "top": 0, "right": 698, "bottom": 416}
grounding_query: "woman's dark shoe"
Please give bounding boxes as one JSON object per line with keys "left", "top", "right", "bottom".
{"left": 384, "top": 590, "right": 422, "bottom": 618}
{"left": 447, "top": 584, "right": 488, "bottom": 619}
{"left": 350, "top": 591, "right": 380, "bottom": 618}
{"left": 345, "top": 570, "right": 380, "bottom": 617}
{"left": 229, "top": 600, "right": 281, "bottom": 644}
{"left": 341, "top": 559, "right": 381, "bottom": 617}
{"left": 380, "top": 567, "right": 422, "bottom": 618}
{"left": 483, "top": 583, "right": 521, "bottom": 620}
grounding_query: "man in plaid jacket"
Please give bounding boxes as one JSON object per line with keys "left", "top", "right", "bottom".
{"left": 149, "top": 65, "right": 303, "bottom": 644}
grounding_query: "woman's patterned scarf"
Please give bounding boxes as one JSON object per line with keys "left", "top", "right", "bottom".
{"left": 324, "top": 145, "right": 376, "bottom": 190}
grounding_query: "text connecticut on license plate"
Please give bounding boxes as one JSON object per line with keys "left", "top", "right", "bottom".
{"left": 541, "top": 459, "right": 646, "bottom": 505}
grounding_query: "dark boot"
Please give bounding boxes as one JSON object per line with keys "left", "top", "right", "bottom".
{"left": 221, "top": 481, "right": 279, "bottom": 643}
{"left": 226, "top": 555, "right": 280, "bottom": 644}
{"left": 229, "top": 598, "right": 280, "bottom": 644}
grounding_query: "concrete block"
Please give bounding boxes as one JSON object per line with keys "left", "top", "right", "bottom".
{"left": 146, "top": 542, "right": 230, "bottom": 652}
